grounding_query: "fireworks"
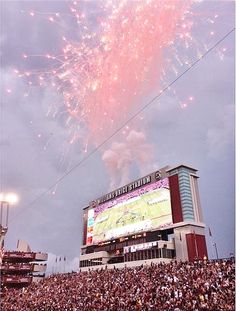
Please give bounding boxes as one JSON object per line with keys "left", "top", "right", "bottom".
{"left": 17, "top": 0, "right": 195, "bottom": 147}
{"left": 12, "top": 0, "right": 230, "bottom": 154}
{"left": 2, "top": 0, "right": 231, "bottom": 193}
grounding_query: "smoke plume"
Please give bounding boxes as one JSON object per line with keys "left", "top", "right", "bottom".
{"left": 102, "top": 130, "right": 154, "bottom": 191}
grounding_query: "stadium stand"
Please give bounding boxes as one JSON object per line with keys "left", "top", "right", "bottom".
{"left": 1, "top": 258, "right": 234, "bottom": 310}
{"left": 0, "top": 241, "right": 48, "bottom": 289}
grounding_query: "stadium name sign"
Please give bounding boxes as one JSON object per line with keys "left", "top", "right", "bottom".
{"left": 95, "top": 171, "right": 162, "bottom": 205}
{"left": 97, "top": 176, "right": 151, "bottom": 204}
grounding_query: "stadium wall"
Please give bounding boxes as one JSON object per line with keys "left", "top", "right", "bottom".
{"left": 80, "top": 257, "right": 172, "bottom": 272}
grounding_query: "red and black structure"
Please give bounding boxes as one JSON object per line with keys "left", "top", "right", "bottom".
{"left": 0, "top": 247, "right": 47, "bottom": 288}
{"left": 167, "top": 165, "right": 207, "bottom": 262}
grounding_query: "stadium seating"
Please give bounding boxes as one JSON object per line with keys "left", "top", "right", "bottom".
{"left": 1, "top": 258, "right": 234, "bottom": 310}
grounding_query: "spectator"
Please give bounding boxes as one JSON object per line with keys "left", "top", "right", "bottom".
{"left": 1, "top": 258, "right": 234, "bottom": 311}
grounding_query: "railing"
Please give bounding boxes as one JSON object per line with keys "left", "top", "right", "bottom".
{"left": 3, "top": 251, "right": 36, "bottom": 261}
{"left": 3, "top": 251, "right": 48, "bottom": 262}
{"left": 1, "top": 275, "right": 32, "bottom": 285}
{"left": 1, "top": 263, "right": 33, "bottom": 272}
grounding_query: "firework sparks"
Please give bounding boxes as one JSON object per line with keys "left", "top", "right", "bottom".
{"left": 19, "top": 0, "right": 195, "bottom": 147}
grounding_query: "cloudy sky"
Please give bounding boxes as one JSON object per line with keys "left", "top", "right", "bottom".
{"left": 0, "top": 1, "right": 234, "bottom": 271}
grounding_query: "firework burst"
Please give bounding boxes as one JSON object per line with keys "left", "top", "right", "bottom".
{"left": 18, "top": 0, "right": 195, "bottom": 147}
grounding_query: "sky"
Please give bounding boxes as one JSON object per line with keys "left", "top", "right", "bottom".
{"left": 0, "top": 1, "right": 235, "bottom": 272}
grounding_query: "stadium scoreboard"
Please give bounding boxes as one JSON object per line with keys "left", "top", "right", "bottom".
{"left": 84, "top": 168, "right": 170, "bottom": 245}
{"left": 80, "top": 164, "right": 208, "bottom": 267}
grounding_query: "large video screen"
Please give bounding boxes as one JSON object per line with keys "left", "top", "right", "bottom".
{"left": 86, "top": 178, "right": 172, "bottom": 245}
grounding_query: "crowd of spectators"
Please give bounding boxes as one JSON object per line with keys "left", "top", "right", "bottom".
{"left": 1, "top": 258, "right": 234, "bottom": 311}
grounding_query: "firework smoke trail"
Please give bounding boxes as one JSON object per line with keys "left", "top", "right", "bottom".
{"left": 21, "top": 0, "right": 194, "bottom": 146}
{"left": 102, "top": 130, "right": 154, "bottom": 190}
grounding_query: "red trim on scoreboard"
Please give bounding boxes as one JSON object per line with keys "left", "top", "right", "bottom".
{"left": 186, "top": 233, "right": 208, "bottom": 262}
{"left": 169, "top": 175, "right": 183, "bottom": 223}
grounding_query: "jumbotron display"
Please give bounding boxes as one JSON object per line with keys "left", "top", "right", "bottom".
{"left": 86, "top": 178, "right": 172, "bottom": 245}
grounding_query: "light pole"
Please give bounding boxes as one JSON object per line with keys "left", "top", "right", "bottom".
{"left": 0, "top": 193, "right": 19, "bottom": 249}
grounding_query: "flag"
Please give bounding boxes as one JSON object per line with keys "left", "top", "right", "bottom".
{"left": 59, "top": 257, "right": 61, "bottom": 261}
{"left": 209, "top": 227, "right": 212, "bottom": 237}
{"left": 64, "top": 256, "right": 66, "bottom": 261}
{"left": 55, "top": 257, "right": 57, "bottom": 263}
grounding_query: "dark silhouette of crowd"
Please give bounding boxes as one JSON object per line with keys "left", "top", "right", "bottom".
{"left": 1, "top": 259, "right": 234, "bottom": 311}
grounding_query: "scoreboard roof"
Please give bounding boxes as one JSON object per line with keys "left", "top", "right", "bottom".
{"left": 165, "top": 164, "right": 198, "bottom": 172}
